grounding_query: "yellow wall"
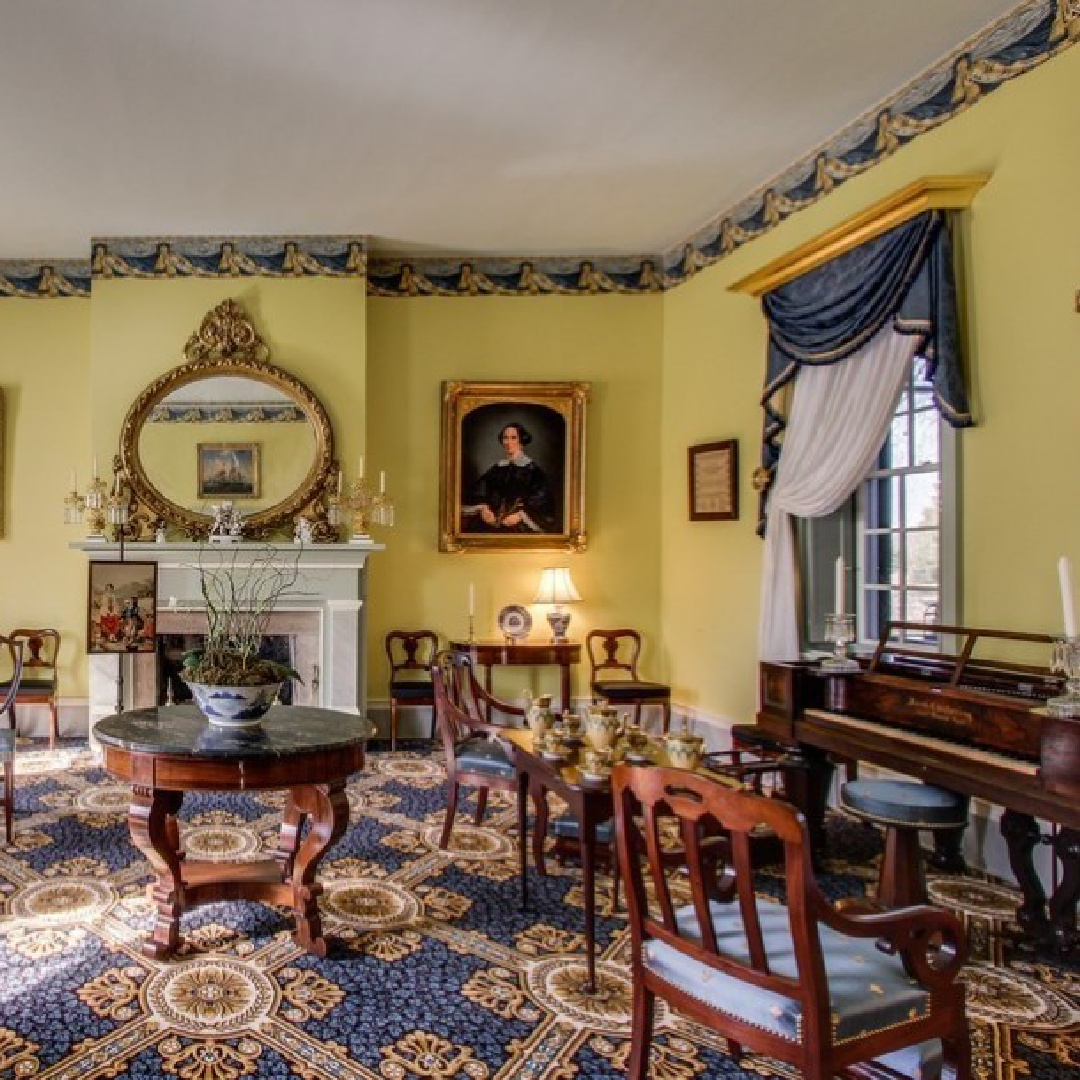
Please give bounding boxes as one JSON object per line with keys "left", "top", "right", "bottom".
{"left": 659, "top": 43, "right": 1080, "bottom": 727}
{"left": 366, "top": 294, "right": 663, "bottom": 702}
{"left": 0, "top": 300, "right": 91, "bottom": 695}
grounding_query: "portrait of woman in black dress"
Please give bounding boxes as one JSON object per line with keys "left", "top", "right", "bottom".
{"left": 461, "top": 422, "right": 558, "bottom": 533}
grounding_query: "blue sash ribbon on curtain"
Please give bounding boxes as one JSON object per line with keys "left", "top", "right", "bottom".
{"left": 756, "top": 210, "right": 972, "bottom": 534}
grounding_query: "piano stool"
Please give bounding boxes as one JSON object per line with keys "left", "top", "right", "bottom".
{"left": 841, "top": 779, "right": 969, "bottom": 909}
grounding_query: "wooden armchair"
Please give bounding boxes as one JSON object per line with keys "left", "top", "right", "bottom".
{"left": 613, "top": 763, "right": 970, "bottom": 1080}
{"left": 431, "top": 651, "right": 522, "bottom": 849}
{"left": 3, "top": 629, "right": 59, "bottom": 747}
{"left": 586, "top": 628, "right": 671, "bottom": 732}
{"left": 0, "top": 634, "right": 24, "bottom": 842}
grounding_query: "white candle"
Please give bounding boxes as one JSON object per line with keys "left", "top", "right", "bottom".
{"left": 336, "top": 469, "right": 343, "bottom": 496}
{"left": 1059, "top": 556, "right": 1077, "bottom": 638}
{"left": 379, "top": 470, "right": 386, "bottom": 495}
{"left": 357, "top": 456, "right": 364, "bottom": 480}
{"left": 834, "top": 556, "right": 845, "bottom": 615}
{"left": 92, "top": 455, "right": 98, "bottom": 480}
{"left": 468, "top": 583, "right": 475, "bottom": 616}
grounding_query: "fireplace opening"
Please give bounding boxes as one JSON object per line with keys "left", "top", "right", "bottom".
{"left": 157, "top": 633, "right": 296, "bottom": 706}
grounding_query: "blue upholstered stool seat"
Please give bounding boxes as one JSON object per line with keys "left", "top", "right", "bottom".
{"left": 643, "top": 897, "right": 942, "bottom": 1078}
{"left": 841, "top": 780, "right": 969, "bottom": 829}
{"left": 454, "top": 737, "right": 515, "bottom": 779}
{"left": 550, "top": 811, "right": 615, "bottom": 843}
{"left": 841, "top": 780, "right": 968, "bottom": 909}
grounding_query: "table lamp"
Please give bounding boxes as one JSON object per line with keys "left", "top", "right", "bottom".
{"left": 534, "top": 566, "right": 581, "bottom": 643}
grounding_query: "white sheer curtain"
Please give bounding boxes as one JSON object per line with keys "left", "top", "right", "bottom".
{"left": 759, "top": 326, "right": 919, "bottom": 662}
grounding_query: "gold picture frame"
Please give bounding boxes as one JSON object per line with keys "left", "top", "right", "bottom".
{"left": 197, "top": 442, "right": 261, "bottom": 500}
{"left": 688, "top": 439, "right": 738, "bottom": 521}
{"left": 440, "top": 381, "right": 589, "bottom": 552}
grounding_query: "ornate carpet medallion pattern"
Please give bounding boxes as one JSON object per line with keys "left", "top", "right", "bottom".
{"left": 0, "top": 745, "right": 1076, "bottom": 1079}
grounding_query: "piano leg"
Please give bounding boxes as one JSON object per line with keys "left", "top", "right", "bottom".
{"left": 1001, "top": 809, "right": 1051, "bottom": 944}
{"left": 780, "top": 747, "right": 834, "bottom": 867}
{"left": 1050, "top": 827, "right": 1080, "bottom": 953}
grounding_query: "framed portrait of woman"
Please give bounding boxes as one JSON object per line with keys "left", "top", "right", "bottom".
{"left": 439, "top": 381, "right": 589, "bottom": 552}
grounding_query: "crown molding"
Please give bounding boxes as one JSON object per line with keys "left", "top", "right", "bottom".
{"left": 729, "top": 175, "right": 990, "bottom": 297}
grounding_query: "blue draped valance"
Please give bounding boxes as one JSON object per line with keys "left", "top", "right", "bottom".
{"left": 756, "top": 210, "right": 972, "bottom": 533}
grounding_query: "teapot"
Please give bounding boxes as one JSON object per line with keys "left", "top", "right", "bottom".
{"left": 583, "top": 707, "right": 622, "bottom": 752}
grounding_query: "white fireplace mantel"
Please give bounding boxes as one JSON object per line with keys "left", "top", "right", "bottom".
{"left": 71, "top": 541, "right": 384, "bottom": 730}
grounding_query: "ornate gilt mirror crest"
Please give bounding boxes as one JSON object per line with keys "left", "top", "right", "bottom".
{"left": 119, "top": 299, "right": 337, "bottom": 540}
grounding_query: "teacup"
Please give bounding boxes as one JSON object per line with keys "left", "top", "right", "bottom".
{"left": 580, "top": 747, "right": 612, "bottom": 779}
{"left": 664, "top": 730, "right": 704, "bottom": 771}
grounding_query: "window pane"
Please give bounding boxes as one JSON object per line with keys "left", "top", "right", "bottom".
{"left": 865, "top": 531, "right": 900, "bottom": 586}
{"left": 913, "top": 407, "right": 939, "bottom": 466}
{"left": 913, "top": 388, "right": 934, "bottom": 412}
{"left": 905, "top": 588, "right": 939, "bottom": 623}
{"left": 865, "top": 475, "right": 899, "bottom": 528}
{"left": 864, "top": 588, "right": 900, "bottom": 641}
{"left": 881, "top": 412, "right": 910, "bottom": 469}
{"left": 906, "top": 529, "right": 939, "bottom": 587}
{"left": 905, "top": 473, "right": 939, "bottom": 528}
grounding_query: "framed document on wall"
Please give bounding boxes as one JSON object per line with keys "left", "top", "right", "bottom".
{"left": 688, "top": 439, "right": 738, "bottom": 521}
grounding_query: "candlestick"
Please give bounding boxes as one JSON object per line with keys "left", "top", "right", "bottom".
{"left": 834, "top": 556, "right": 845, "bottom": 615}
{"left": 1059, "top": 555, "right": 1077, "bottom": 638}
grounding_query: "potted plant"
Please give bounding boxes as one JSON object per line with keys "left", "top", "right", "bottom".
{"left": 182, "top": 544, "right": 303, "bottom": 727}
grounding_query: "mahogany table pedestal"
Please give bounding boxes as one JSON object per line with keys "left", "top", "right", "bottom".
{"left": 95, "top": 704, "right": 374, "bottom": 961}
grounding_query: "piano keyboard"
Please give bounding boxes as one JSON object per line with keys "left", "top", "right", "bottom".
{"left": 804, "top": 708, "right": 1039, "bottom": 776}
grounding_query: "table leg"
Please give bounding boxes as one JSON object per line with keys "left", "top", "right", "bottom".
{"left": 276, "top": 790, "right": 307, "bottom": 879}
{"left": 530, "top": 780, "right": 549, "bottom": 875}
{"left": 580, "top": 806, "right": 597, "bottom": 994}
{"left": 518, "top": 768, "right": 529, "bottom": 912}
{"left": 285, "top": 781, "right": 349, "bottom": 957}
{"left": 128, "top": 785, "right": 185, "bottom": 960}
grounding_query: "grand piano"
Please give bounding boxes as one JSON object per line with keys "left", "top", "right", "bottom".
{"left": 756, "top": 621, "right": 1080, "bottom": 951}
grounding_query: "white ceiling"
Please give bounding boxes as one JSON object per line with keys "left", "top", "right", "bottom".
{"left": 1, "top": 0, "right": 1021, "bottom": 261}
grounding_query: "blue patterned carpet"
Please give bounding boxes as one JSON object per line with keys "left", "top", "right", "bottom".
{"left": 0, "top": 743, "right": 1077, "bottom": 1079}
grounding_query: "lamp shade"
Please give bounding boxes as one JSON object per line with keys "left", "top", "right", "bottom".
{"left": 533, "top": 567, "right": 582, "bottom": 606}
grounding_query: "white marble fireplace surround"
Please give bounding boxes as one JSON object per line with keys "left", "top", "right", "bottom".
{"left": 72, "top": 541, "right": 382, "bottom": 732}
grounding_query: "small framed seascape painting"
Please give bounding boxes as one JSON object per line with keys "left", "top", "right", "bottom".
{"left": 439, "top": 380, "right": 589, "bottom": 553}
{"left": 688, "top": 439, "right": 738, "bottom": 521}
{"left": 197, "top": 442, "right": 261, "bottom": 499}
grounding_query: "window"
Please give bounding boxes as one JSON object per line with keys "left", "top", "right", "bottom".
{"left": 798, "top": 357, "right": 957, "bottom": 653}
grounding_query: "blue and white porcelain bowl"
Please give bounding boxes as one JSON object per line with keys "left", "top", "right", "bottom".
{"left": 186, "top": 680, "right": 282, "bottom": 727}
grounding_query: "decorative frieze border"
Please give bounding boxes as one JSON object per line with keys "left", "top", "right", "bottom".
{"left": 1, "top": 0, "right": 1075, "bottom": 300}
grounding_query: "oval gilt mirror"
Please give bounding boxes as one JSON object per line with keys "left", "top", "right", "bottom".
{"left": 119, "top": 300, "right": 336, "bottom": 539}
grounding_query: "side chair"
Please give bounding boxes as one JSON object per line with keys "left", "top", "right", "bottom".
{"left": 3, "top": 629, "right": 59, "bottom": 748}
{"left": 431, "top": 651, "right": 521, "bottom": 849}
{"left": 613, "top": 763, "right": 970, "bottom": 1080}
{"left": 0, "top": 634, "right": 25, "bottom": 842}
{"left": 586, "top": 628, "right": 671, "bottom": 733}
{"left": 385, "top": 630, "right": 440, "bottom": 750}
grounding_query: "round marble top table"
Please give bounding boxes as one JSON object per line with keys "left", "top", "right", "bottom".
{"left": 95, "top": 704, "right": 375, "bottom": 959}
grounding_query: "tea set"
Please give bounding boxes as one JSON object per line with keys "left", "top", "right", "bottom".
{"left": 524, "top": 693, "right": 704, "bottom": 783}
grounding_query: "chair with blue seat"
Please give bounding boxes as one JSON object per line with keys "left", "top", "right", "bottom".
{"left": 431, "top": 651, "right": 520, "bottom": 850}
{"left": 385, "top": 630, "right": 440, "bottom": 750}
{"left": 613, "top": 763, "right": 970, "bottom": 1080}
{"left": 0, "top": 634, "right": 25, "bottom": 842}
{"left": 2, "top": 629, "right": 59, "bottom": 748}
